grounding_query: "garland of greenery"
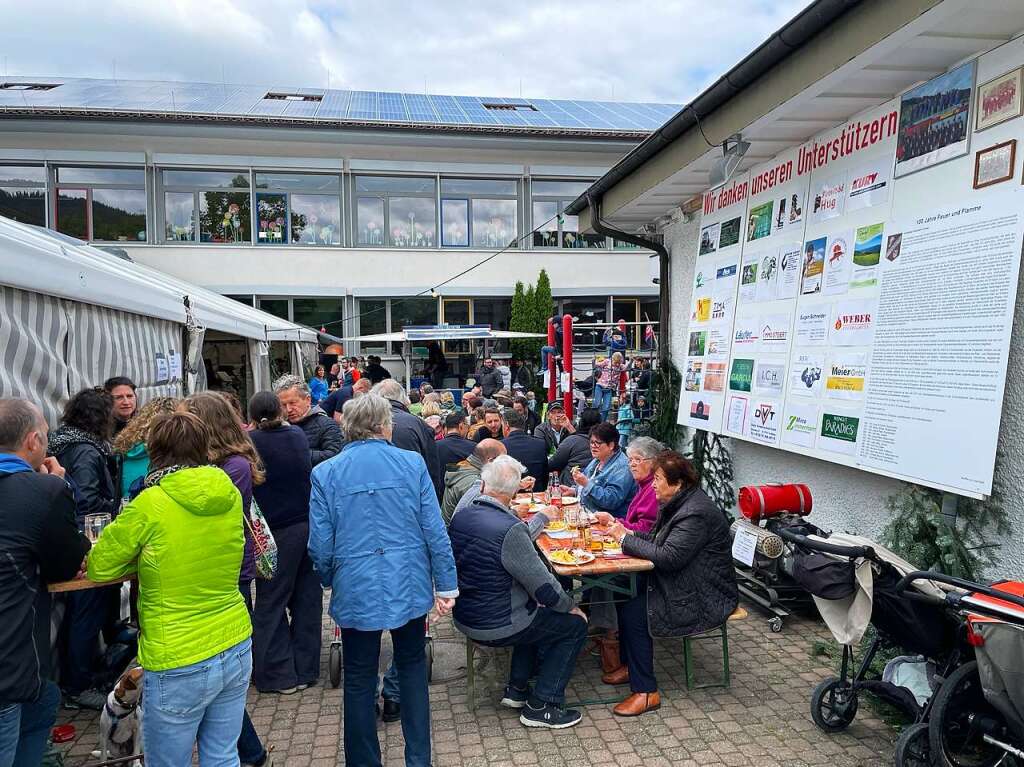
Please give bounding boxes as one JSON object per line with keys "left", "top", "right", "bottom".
{"left": 881, "top": 466, "right": 1009, "bottom": 580}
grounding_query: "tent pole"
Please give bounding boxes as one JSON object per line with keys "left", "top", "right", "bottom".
{"left": 404, "top": 342, "right": 411, "bottom": 394}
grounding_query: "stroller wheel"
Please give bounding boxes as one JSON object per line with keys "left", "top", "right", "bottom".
{"left": 328, "top": 642, "right": 342, "bottom": 688}
{"left": 929, "top": 661, "right": 1006, "bottom": 767}
{"left": 811, "top": 677, "right": 859, "bottom": 733}
{"left": 894, "top": 723, "right": 931, "bottom": 767}
{"left": 768, "top": 617, "right": 783, "bottom": 633}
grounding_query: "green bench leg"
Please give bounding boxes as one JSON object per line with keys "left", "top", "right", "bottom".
{"left": 682, "top": 622, "right": 730, "bottom": 690}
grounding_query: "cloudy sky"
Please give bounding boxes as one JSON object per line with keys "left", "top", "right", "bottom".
{"left": 0, "top": 0, "right": 809, "bottom": 104}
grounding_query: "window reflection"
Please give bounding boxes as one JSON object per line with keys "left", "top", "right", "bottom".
{"left": 56, "top": 190, "right": 88, "bottom": 239}
{"left": 92, "top": 189, "right": 147, "bottom": 242}
{"left": 388, "top": 197, "right": 436, "bottom": 247}
{"left": 472, "top": 199, "right": 516, "bottom": 248}
{"left": 357, "top": 197, "right": 385, "bottom": 245}
{"left": 165, "top": 192, "right": 194, "bottom": 241}
{"left": 0, "top": 187, "right": 45, "bottom": 226}
{"left": 532, "top": 201, "right": 559, "bottom": 247}
{"left": 442, "top": 199, "right": 469, "bottom": 247}
{"left": 256, "top": 193, "right": 287, "bottom": 244}
{"left": 291, "top": 194, "right": 341, "bottom": 245}
{"left": 199, "top": 191, "right": 250, "bottom": 243}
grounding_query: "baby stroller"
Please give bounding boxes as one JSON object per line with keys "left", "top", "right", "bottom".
{"left": 776, "top": 527, "right": 964, "bottom": 767}
{"left": 898, "top": 572, "right": 1024, "bottom": 767}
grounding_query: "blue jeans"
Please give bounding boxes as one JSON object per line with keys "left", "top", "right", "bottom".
{"left": 143, "top": 638, "right": 252, "bottom": 767}
{"left": 381, "top": 662, "right": 400, "bottom": 703}
{"left": 342, "top": 616, "right": 430, "bottom": 767}
{"left": 594, "top": 384, "right": 614, "bottom": 421}
{"left": 481, "top": 608, "right": 588, "bottom": 705}
{"left": 0, "top": 681, "right": 60, "bottom": 767}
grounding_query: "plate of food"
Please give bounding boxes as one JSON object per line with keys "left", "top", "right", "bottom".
{"left": 545, "top": 520, "right": 567, "bottom": 533}
{"left": 549, "top": 549, "right": 596, "bottom": 566}
{"left": 560, "top": 496, "right": 578, "bottom": 506}
{"left": 601, "top": 539, "right": 622, "bottom": 556}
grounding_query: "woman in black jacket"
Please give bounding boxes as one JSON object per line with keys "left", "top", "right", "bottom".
{"left": 47, "top": 387, "right": 120, "bottom": 710}
{"left": 602, "top": 451, "right": 738, "bottom": 716}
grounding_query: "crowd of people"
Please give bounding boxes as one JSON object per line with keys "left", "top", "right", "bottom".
{"left": 0, "top": 337, "right": 738, "bottom": 767}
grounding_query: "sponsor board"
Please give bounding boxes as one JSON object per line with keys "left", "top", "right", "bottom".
{"left": 729, "top": 358, "right": 754, "bottom": 392}
{"left": 820, "top": 412, "right": 860, "bottom": 455}
{"left": 755, "top": 362, "right": 785, "bottom": 394}
{"left": 748, "top": 401, "right": 780, "bottom": 445}
{"left": 782, "top": 402, "right": 818, "bottom": 449}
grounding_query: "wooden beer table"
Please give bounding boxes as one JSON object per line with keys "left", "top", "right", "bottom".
{"left": 48, "top": 574, "right": 135, "bottom": 593}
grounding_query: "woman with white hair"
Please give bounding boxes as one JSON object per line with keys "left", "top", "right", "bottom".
{"left": 308, "top": 394, "right": 458, "bottom": 767}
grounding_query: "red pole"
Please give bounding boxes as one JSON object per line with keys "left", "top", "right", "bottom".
{"left": 562, "top": 314, "right": 573, "bottom": 420}
{"left": 546, "top": 318, "right": 557, "bottom": 404}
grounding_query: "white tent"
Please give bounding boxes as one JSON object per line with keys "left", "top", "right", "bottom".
{"left": 0, "top": 216, "right": 317, "bottom": 421}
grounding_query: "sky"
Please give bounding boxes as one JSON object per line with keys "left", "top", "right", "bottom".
{"left": 0, "top": 0, "right": 809, "bottom": 105}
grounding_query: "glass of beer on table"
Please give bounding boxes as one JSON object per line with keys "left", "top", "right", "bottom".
{"left": 84, "top": 513, "right": 111, "bottom": 543}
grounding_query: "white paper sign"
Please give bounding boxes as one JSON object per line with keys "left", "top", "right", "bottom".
{"left": 747, "top": 400, "right": 780, "bottom": 445}
{"left": 789, "top": 352, "right": 824, "bottom": 397}
{"left": 726, "top": 396, "right": 748, "bottom": 434}
{"left": 759, "top": 313, "right": 790, "bottom": 349}
{"left": 823, "top": 231, "right": 853, "bottom": 295}
{"left": 168, "top": 352, "right": 182, "bottom": 380}
{"left": 732, "top": 527, "right": 758, "bottom": 567}
{"left": 846, "top": 159, "right": 891, "bottom": 212}
{"left": 810, "top": 173, "right": 847, "bottom": 223}
{"left": 155, "top": 353, "right": 169, "bottom": 384}
{"left": 778, "top": 244, "right": 802, "bottom": 299}
{"left": 560, "top": 372, "right": 571, "bottom": 391}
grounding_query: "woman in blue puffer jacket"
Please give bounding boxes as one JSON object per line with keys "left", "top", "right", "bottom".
{"left": 308, "top": 393, "right": 457, "bottom": 767}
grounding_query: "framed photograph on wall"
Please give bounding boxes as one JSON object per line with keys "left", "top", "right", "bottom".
{"left": 973, "top": 139, "right": 1016, "bottom": 189}
{"left": 976, "top": 68, "right": 1023, "bottom": 132}
{"left": 895, "top": 61, "right": 975, "bottom": 178}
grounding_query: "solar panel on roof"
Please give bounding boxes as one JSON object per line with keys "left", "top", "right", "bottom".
{"left": 348, "top": 91, "right": 378, "bottom": 120}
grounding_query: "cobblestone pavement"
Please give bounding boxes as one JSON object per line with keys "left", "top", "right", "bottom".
{"left": 57, "top": 603, "right": 897, "bottom": 766}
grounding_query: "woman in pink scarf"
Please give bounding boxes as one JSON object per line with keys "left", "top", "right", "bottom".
{"left": 594, "top": 437, "right": 665, "bottom": 533}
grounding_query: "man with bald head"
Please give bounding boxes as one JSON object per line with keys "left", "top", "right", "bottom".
{"left": 0, "top": 398, "right": 90, "bottom": 765}
{"left": 442, "top": 438, "right": 538, "bottom": 523}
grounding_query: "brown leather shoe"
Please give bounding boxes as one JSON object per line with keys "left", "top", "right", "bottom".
{"left": 599, "top": 638, "right": 621, "bottom": 674}
{"left": 613, "top": 692, "right": 661, "bottom": 717}
{"left": 601, "top": 666, "right": 630, "bottom": 685}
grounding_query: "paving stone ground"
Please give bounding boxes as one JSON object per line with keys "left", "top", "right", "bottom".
{"left": 56, "top": 599, "right": 897, "bottom": 766}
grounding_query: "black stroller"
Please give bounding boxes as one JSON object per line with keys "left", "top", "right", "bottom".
{"left": 777, "top": 527, "right": 965, "bottom": 767}
{"left": 897, "top": 572, "right": 1024, "bottom": 767}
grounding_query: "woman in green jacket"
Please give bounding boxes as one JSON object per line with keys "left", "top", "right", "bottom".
{"left": 88, "top": 411, "right": 252, "bottom": 767}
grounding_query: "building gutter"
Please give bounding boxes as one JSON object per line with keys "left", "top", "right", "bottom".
{"left": 585, "top": 192, "right": 670, "bottom": 368}
{"left": 564, "top": 0, "right": 863, "bottom": 217}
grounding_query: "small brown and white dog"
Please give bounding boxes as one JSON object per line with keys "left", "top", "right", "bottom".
{"left": 92, "top": 665, "right": 144, "bottom": 764}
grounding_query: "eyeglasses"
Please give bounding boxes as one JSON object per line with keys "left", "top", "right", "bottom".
{"left": 627, "top": 456, "right": 651, "bottom": 464}
{"left": 589, "top": 440, "right": 610, "bottom": 447}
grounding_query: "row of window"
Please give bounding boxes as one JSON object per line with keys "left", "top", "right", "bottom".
{"left": 228, "top": 294, "right": 659, "bottom": 355}
{"left": 0, "top": 164, "right": 639, "bottom": 250}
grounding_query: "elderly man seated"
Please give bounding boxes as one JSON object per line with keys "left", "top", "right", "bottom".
{"left": 449, "top": 456, "right": 588, "bottom": 729}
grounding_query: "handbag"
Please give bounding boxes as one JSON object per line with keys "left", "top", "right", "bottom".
{"left": 243, "top": 499, "right": 278, "bottom": 580}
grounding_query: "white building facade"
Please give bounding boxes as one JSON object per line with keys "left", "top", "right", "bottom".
{"left": 0, "top": 77, "right": 672, "bottom": 377}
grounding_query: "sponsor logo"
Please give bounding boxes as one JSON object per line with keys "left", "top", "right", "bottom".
{"left": 756, "top": 364, "right": 784, "bottom": 392}
{"left": 695, "top": 271, "right": 706, "bottom": 289}
{"left": 826, "top": 363, "right": 866, "bottom": 393}
{"left": 821, "top": 413, "right": 859, "bottom": 443}
{"left": 834, "top": 312, "right": 872, "bottom": 331}
{"left": 729, "top": 359, "right": 754, "bottom": 392}
{"left": 694, "top": 297, "right": 711, "bottom": 322}
{"left": 690, "top": 400, "right": 710, "bottom": 421}
{"left": 734, "top": 327, "right": 758, "bottom": 345}
{"left": 712, "top": 299, "right": 728, "bottom": 320}
{"left": 753, "top": 403, "right": 776, "bottom": 426}
{"left": 800, "top": 366, "right": 822, "bottom": 389}
{"left": 828, "top": 237, "right": 848, "bottom": 265}
{"left": 760, "top": 324, "right": 788, "bottom": 343}
{"left": 785, "top": 414, "right": 816, "bottom": 435}
{"left": 851, "top": 172, "right": 878, "bottom": 191}
{"left": 716, "top": 264, "right": 737, "bottom": 279}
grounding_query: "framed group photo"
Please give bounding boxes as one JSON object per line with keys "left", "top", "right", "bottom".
{"left": 895, "top": 61, "right": 976, "bottom": 178}
{"left": 976, "top": 68, "right": 1023, "bottom": 132}
{"left": 973, "top": 139, "right": 1017, "bottom": 189}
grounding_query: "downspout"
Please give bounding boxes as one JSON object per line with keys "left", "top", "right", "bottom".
{"left": 586, "top": 192, "right": 671, "bottom": 370}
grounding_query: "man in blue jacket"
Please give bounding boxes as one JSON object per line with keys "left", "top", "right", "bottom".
{"left": 449, "top": 457, "right": 587, "bottom": 729}
{"left": 0, "top": 398, "right": 91, "bottom": 765}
